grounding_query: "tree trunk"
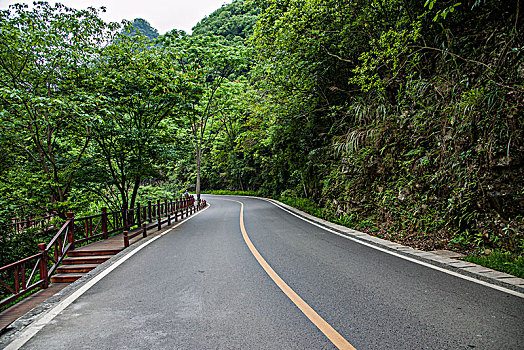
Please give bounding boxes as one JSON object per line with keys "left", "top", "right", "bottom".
{"left": 196, "top": 144, "right": 201, "bottom": 205}
{"left": 129, "top": 177, "right": 141, "bottom": 209}
{"left": 118, "top": 181, "right": 128, "bottom": 212}
{"left": 239, "top": 175, "right": 244, "bottom": 192}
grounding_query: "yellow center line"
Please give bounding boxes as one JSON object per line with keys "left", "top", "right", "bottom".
{"left": 225, "top": 198, "right": 356, "bottom": 350}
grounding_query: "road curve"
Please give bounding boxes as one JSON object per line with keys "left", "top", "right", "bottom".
{"left": 14, "top": 195, "right": 524, "bottom": 349}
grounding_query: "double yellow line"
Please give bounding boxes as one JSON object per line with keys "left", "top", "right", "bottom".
{"left": 228, "top": 199, "right": 356, "bottom": 350}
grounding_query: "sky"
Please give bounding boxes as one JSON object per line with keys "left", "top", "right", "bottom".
{"left": 0, "top": 0, "right": 231, "bottom": 34}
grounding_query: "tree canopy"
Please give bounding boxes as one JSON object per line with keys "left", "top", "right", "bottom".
{"left": 192, "top": 0, "right": 259, "bottom": 43}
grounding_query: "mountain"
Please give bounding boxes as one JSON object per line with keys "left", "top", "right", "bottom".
{"left": 125, "top": 18, "right": 159, "bottom": 40}
{"left": 192, "top": 0, "right": 259, "bottom": 42}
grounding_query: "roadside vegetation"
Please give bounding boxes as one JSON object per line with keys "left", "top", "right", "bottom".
{"left": 464, "top": 252, "right": 524, "bottom": 279}
{"left": 1, "top": 0, "right": 522, "bottom": 279}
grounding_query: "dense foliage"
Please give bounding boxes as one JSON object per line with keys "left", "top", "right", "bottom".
{"left": 198, "top": 0, "right": 524, "bottom": 256}
{"left": 192, "top": 0, "right": 259, "bottom": 43}
{"left": 0, "top": 3, "right": 115, "bottom": 219}
{"left": 0, "top": 3, "right": 186, "bottom": 269}
{"left": 1, "top": 0, "right": 522, "bottom": 272}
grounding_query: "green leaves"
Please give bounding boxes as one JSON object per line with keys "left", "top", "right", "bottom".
{"left": 84, "top": 33, "right": 187, "bottom": 209}
{"left": 425, "top": 1, "right": 462, "bottom": 21}
{"left": 0, "top": 2, "right": 115, "bottom": 216}
{"left": 350, "top": 22, "right": 422, "bottom": 93}
{"left": 157, "top": 31, "right": 250, "bottom": 199}
{"left": 424, "top": 0, "right": 436, "bottom": 10}
{"left": 192, "top": 0, "right": 259, "bottom": 43}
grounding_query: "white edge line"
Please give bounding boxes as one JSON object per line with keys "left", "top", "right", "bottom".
{"left": 5, "top": 204, "right": 210, "bottom": 350}
{"left": 248, "top": 197, "right": 524, "bottom": 299}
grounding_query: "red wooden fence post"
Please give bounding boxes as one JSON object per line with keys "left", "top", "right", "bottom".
{"left": 38, "top": 243, "right": 48, "bottom": 289}
{"left": 167, "top": 200, "right": 171, "bottom": 226}
{"left": 157, "top": 200, "right": 161, "bottom": 230}
{"left": 122, "top": 204, "right": 128, "bottom": 231}
{"left": 137, "top": 203, "right": 141, "bottom": 227}
{"left": 123, "top": 231, "right": 129, "bottom": 248}
{"left": 67, "top": 212, "right": 75, "bottom": 251}
{"left": 142, "top": 223, "right": 147, "bottom": 238}
{"left": 101, "top": 207, "right": 108, "bottom": 240}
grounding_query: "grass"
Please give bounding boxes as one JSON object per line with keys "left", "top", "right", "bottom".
{"left": 279, "top": 197, "right": 326, "bottom": 218}
{"left": 201, "top": 190, "right": 260, "bottom": 197}
{"left": 464, "top": 251, "right": 524, "bottom": 278}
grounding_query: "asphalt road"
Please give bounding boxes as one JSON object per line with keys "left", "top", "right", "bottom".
{"left": 16, "top": 195, "right": 524, "bottom": 349}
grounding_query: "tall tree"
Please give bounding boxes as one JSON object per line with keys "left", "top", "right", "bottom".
{"left": 87, "top": 32, "right": 185, "bottom": 210}
{"left": 159, "top": 32, "right": 248, "bottom": 203}
{"left": 0, "top": 2, "right": 117, "bottom": 216}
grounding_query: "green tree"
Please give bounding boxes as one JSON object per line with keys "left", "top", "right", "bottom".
{"left": 203, "top": 78, "right": 253, "bottom": 190}
{"left": 159, "top": 32, "right": 248, "bottom": 203}
{"left": 249, "top": 0, "right": 523, "bottom": 254}
{"left": 87, "top": 32, "right": 185, "bottom": 210}
{"left": 0, "top": 2, "right": 117, "bottom": 217}
{"left": 192, "top": 0, "right": 259, "bottom": 43}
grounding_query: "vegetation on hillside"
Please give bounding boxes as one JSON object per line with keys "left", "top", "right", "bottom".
{"left": 200, "top": 0, "right": 523, "bottom": 258}
{"left": 192, "top": 0, "right": 259, "bottom": 43}
{"left": 0, "top": 0, "right": 522, "bottom": 276}
{"left": 126, "top": 18, "right": 159, "bottom": 40}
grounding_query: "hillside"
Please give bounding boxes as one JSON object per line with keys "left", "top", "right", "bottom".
{"left": 192, "top": 0, "right": 259, "bottom": 42}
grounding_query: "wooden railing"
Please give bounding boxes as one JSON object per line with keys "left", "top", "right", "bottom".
{"left": 0, "top": 251, "right": 46, "bottom": 309}
{"left": 7, "top": 214, "right": 57, "bottom": 234}
{"left": 0, "top": 195, "right": 204, "bottom": 310}
{"left": 122, "top": 197, "right": 197, "bottom": 247}
{"left": 45, "top": 216, "right": 74, "bottom": 278}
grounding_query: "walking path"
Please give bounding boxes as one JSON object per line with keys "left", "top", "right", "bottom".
{"left": 1, "top": 221, "right": 167, "bottom": 334}
{"left": 0, "top": 284, "right": 68, "bottom": 333}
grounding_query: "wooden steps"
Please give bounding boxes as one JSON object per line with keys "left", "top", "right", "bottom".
{"left": 57, "top": 264, "right": 98, "bottom": 274}
{"left": 50, "top": 274, "right": 84, "bottom": 283}
{"left": 67, "top": 249, "right": 121, "bottom": 257}
{"left": 61, "top": 255, "right": 112, "bottom": 265}
{"left": 50, "top": 248, "right": 122, "bottom": 284}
